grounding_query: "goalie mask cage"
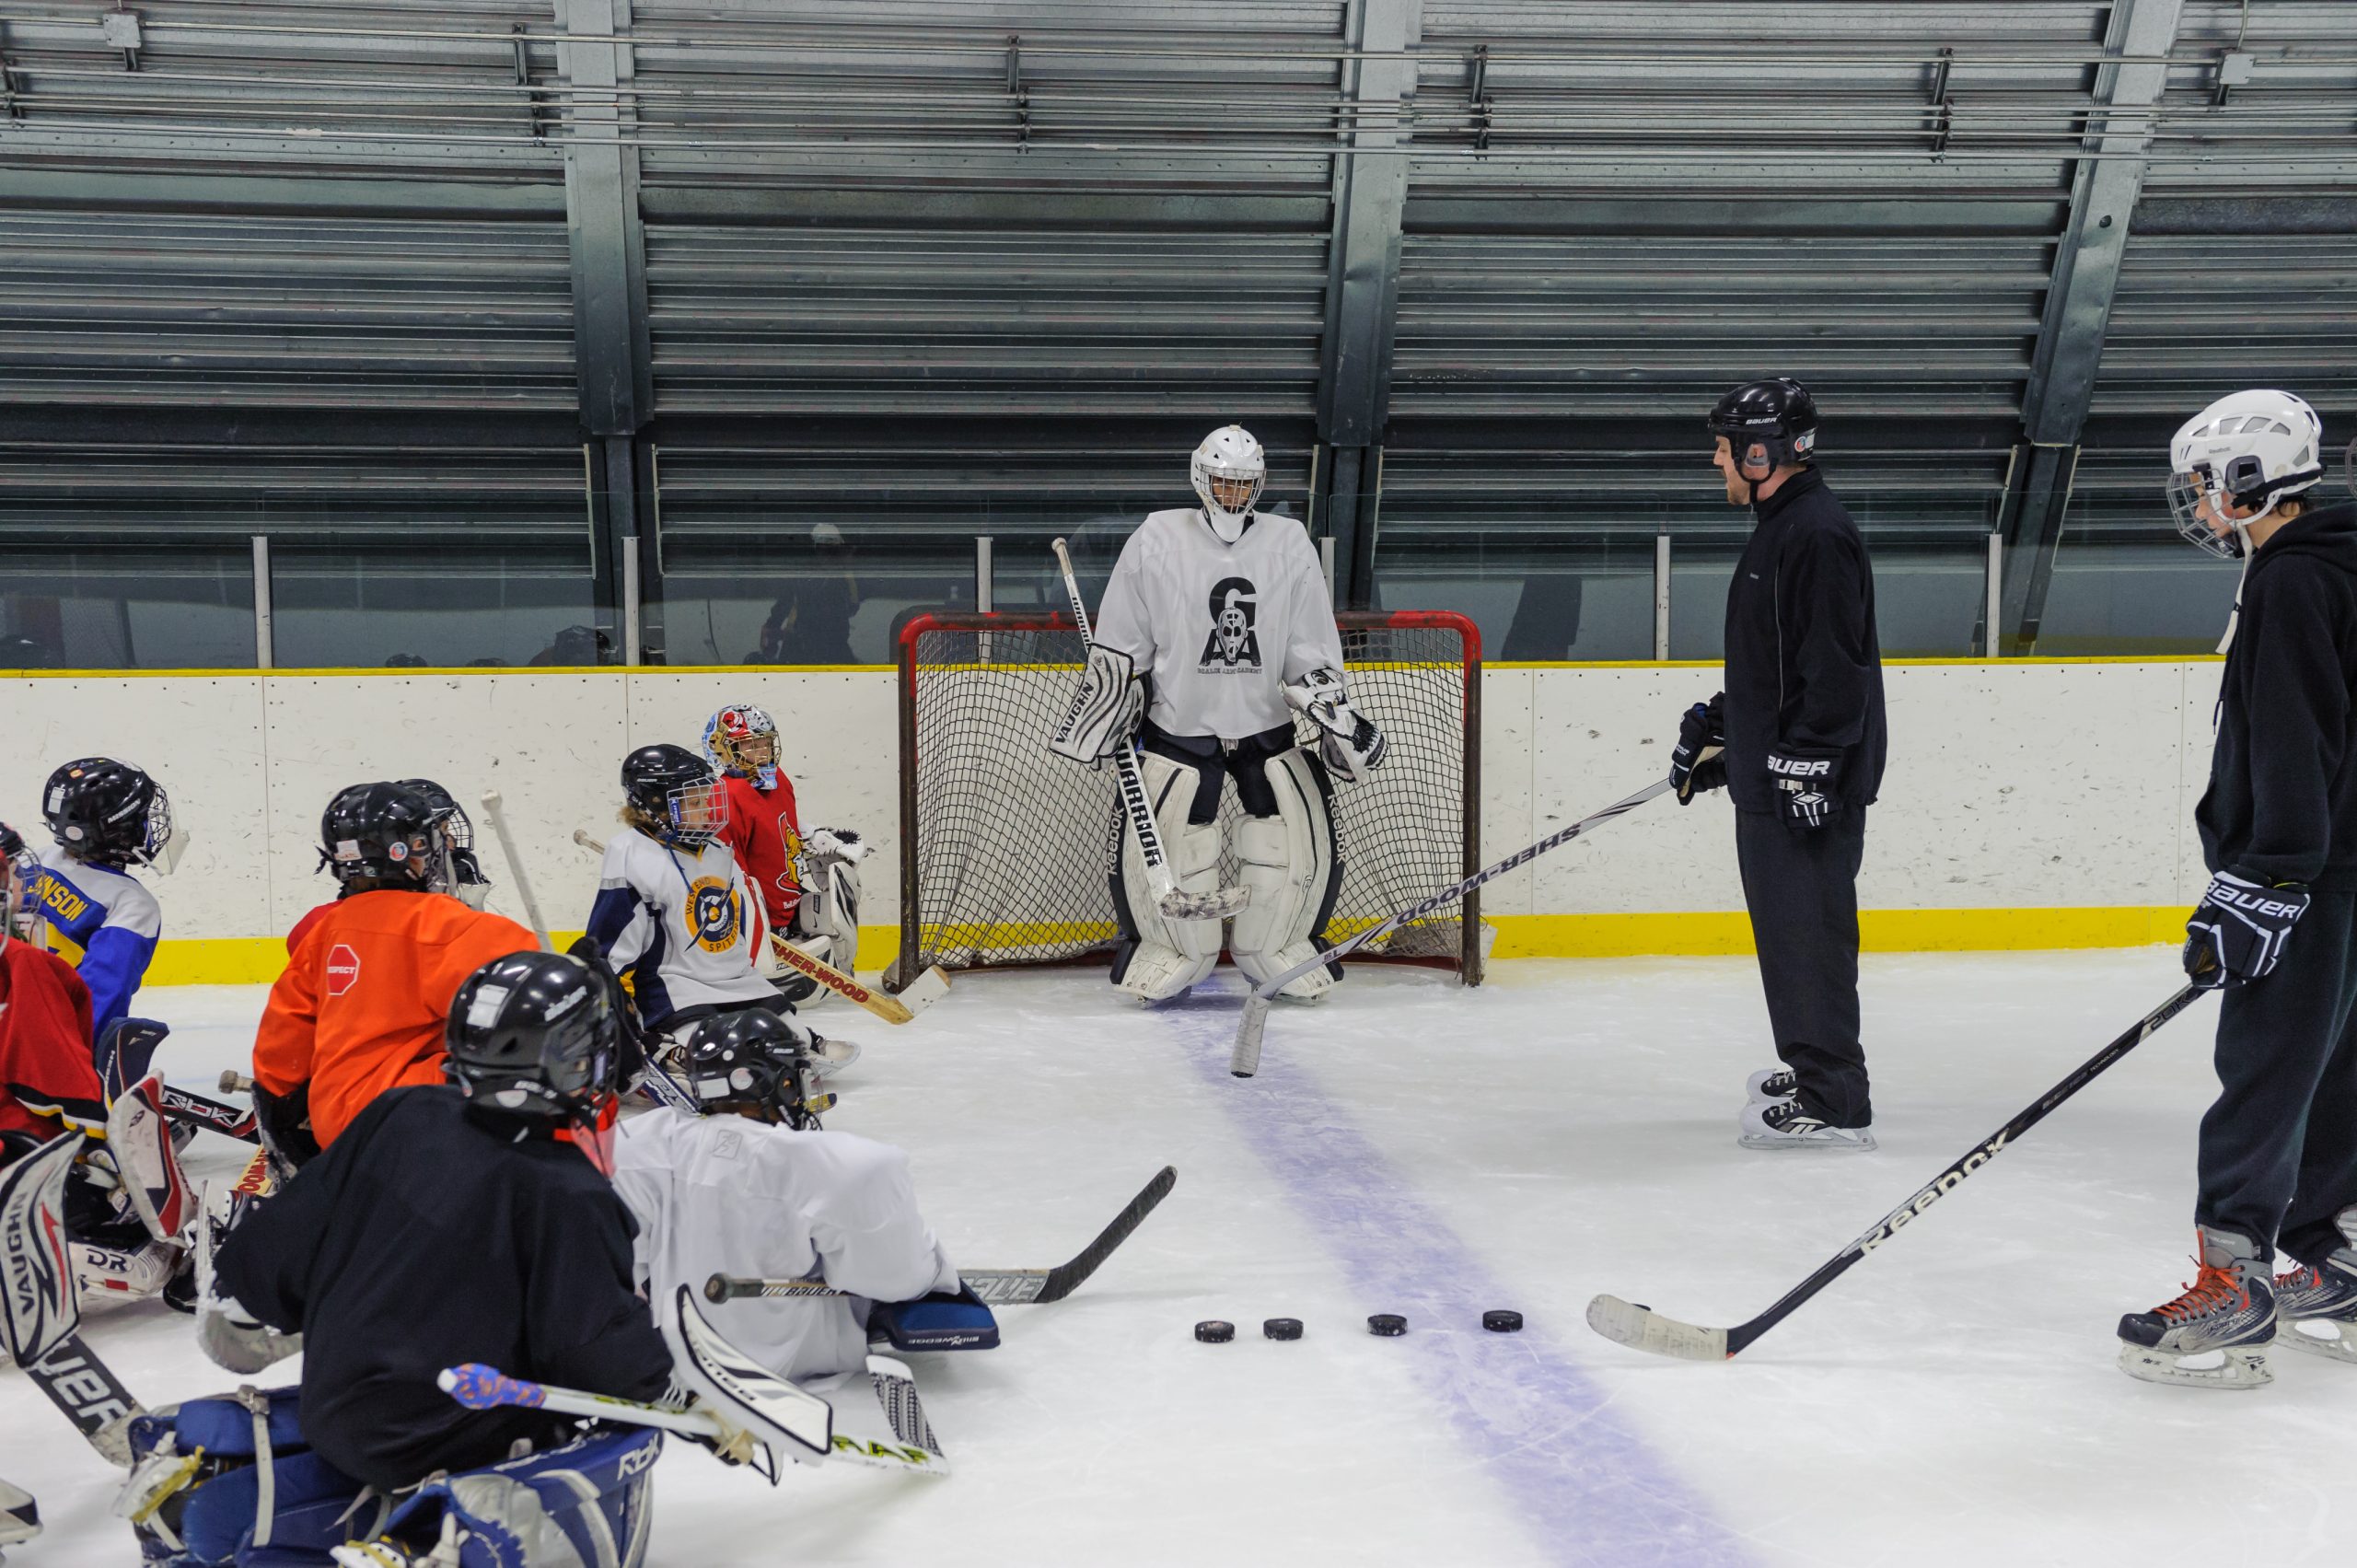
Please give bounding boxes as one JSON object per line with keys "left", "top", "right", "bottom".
{"left": 891, "top": 610, "right": 1482, "bottom": 988}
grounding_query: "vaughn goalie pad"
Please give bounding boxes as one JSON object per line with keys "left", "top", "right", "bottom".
{"left": 1227, "top": 749, "right": 1341, "bottom": 999}
{"left": 104, "top": 1072, "right": 194, "bottom": 1243}
{"left": 0, "top": 1133, "right": 83, "bottom": 1367}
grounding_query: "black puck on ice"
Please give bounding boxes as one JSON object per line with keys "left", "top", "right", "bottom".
{"left": 1367, "top": 1313, "right": 1408, "bottom": 1337}
{"left": 1263, "top": 1318, "right": 1304, "bottom": 1341}
{"left": 1194, "top": 1320, "right": 1236, "bottom": 1343}
{"left": 1482, "top": 1309, "right": 1525, "bottom": 1333}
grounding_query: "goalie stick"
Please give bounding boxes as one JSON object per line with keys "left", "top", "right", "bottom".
{"left": 1587, "top": 984, "right": 2204, "bottom": 1362}
{"left": 1229, "top": 775, "right": 1674, "bottom": 1077}
{"left": 1050, "top": 538, "right": 1248, "bottom": 924}
{"left": 155, "top": 1082, "right": 257, "bottom": 1144}
{"left": 706, "top": 1164, "right": 1177, "bottom": 1307}
{"left": 479, "top": 790, "right": 554, "bottom": 952}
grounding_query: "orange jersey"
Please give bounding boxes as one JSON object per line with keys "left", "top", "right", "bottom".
{"left": 252, "top": 890, "right": 537, "bottom": 1148}
{"left": 716, "top": 772, "right": 806, "bottom": 933}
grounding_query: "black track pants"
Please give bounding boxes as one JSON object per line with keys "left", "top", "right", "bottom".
{"left": 2198, "top": 889, "right": 2357, "bottom": 1263}
{"left": 1736, "top": 805, "right": 1870, "bottom": 1127}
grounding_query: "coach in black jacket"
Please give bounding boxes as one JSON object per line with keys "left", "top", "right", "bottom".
{"left": 1670, "top": 378, "right": 1887, "bottom": 1151}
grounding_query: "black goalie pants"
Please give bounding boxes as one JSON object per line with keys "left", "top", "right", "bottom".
{"left": 1735, "top": 805, "right": 1871, "bottom": 1128}
{"left": 2198, "top": 889, "right": 2357, "bottom": 1264}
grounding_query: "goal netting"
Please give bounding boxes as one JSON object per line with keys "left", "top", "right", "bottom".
{"left": 891, "top": 610, "right": 1483, "bottom": 986}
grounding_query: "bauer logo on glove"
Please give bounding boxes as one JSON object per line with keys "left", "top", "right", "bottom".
{"left": 2184, "top": 870, "right": 2307, "bottom": 990}
{"left": 1766, "top": 747, "right": 1840, "bottom": 830}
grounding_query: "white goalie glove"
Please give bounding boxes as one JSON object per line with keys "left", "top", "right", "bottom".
{"left": 1049, "top": 644, "right": 1145, "bottom": 767}
{"left": 1283, "top": 667, "right": 1387, "bottom": 784}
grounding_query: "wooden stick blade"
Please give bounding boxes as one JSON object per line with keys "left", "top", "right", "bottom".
{"left": 1584, "top": 1295, "right": 1731, "bottom": 1362}
{"left": 895, "top": 964, "right": 952, "bottom": 1016}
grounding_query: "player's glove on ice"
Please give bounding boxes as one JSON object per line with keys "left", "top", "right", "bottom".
{"left": 1670, "top": 695, "right": 1726, "bottom": 803}
{"left": 1767, "top": 747, "right": 1840, "bottom": 830}
{"left": 1049, "top": 644, "right": 1145, "bottom": 768}
{"left": 2184, "top": 870, "right": 2308, "bottom": 990}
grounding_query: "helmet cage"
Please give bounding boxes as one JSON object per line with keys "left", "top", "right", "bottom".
{"left": 1190, "top": 426, "right": 1267, "bottom": 544}
{"left": 661, "top": 777, "right": 729, "bottom": 848}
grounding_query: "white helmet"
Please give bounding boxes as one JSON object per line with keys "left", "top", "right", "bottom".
{"left": 1190, "top": 424, "right": 1266, "bottom": 545}
{"left": 2168, "top": 389, "right": 2326, "bottom": 559}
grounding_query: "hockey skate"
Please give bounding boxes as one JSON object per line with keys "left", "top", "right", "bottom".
{"left": 2274, "top": 1251, "right": 2357, "bottom": 1365}
{"left": 2118, "top": 1226, "right": 2276, "bottom": 1388}
{"left": 1744, "top": 1068, "right": 1796, "bottom": 1107}
{"left": 1736, "top": 1098, "right": 1875, "bottom": 1152}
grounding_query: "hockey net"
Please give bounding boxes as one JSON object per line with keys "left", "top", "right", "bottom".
{"left": 891, "top": 610, "right": 1482, "bottom": 986}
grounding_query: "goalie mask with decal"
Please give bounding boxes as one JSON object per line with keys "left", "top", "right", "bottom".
{"left": 703, "top": 703, "right": 783, "bottom": 791}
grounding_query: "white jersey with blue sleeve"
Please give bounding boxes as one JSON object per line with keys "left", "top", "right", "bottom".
{"left": 26, "top": 844, "right": 159, "bottom": 1043}
{"left": 582, "top": 826, "right": 779, "bottom": 1030}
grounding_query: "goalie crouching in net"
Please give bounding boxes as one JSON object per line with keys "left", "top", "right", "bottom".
{"left": 1051, "top": 424, "right": 1387, "bottom": 1004}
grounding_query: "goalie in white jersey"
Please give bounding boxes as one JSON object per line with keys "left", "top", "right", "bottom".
{"left": 1051, "top": 424, "right": 1387, "bottom": 1002}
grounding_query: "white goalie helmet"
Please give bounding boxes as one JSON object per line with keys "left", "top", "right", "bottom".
{"left": 2168, "top": 389, "right": 2327, "bottom": 560}
{"left": 1190, "top": 424, "right": 1267, "bottom": 545}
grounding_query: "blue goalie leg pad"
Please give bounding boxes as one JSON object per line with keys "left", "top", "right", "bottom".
{"left": 377, "top": 1426, "right": 662, "bottom": 1568}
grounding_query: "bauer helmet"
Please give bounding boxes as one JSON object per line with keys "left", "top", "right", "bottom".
{"left": 702, "top": 703, "right": 782, "bottom": 791}
{"left": 319, "top": 781, "right": 459, "bottom": 892}
{"left": 393, "top": 778, "right": 492, "bottom": 908}
{"left": 2168, "top": 389, "right": 2327, "bottom": 560}
{"left": 42, "top": 758, "right": 186, "bottom": 874}
{"left": 445, "top": 950, "right": 620, "bottom": 1123}
{"left": 1707, "top": 377, "right": 1820, "bottom": 501}
{"left": 621, "top": 744, "right": 727, "bottom": 849}
{"left": 679, "top": 1007, "right": 834, "bottom": 1130}
{"left": 1190, "top": 424, "right": 1267, "bottom": 545}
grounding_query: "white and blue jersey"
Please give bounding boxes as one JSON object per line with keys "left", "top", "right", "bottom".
{"left": 24, "top": 844, "right": 159, "bottom": 1045}
{"left": 584, "top": 826, "right": 778, "bottom": 1030}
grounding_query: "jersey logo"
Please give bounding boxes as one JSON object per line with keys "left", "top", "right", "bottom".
{"left": 686, "top": 876, "right": 745, "bottom": 954}
{"left": 326, "top": 944, "right": 361, "bottom": 996}
{"left": 1200, "top": 576, "right": 1262, "bottom": 670}
{"left": 775, "top": 813, "right": 806, "bottom": 896}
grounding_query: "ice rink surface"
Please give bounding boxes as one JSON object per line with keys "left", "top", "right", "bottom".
{"left": 6, "top": 948, "right": 2352, "bottom": 1567}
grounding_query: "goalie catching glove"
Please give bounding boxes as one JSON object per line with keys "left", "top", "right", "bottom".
{"left": 1049, "top": 645, "right": 1146, "bottom": 767}
{"left": 1283, "top": 668, "right": 1387, "bottom": 784}
{"left": 2184, "top": 870, "right": 2307, "bottom": 991}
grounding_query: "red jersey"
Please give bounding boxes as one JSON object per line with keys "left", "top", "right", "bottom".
{"left": 716, "top": 772, "right": 806, "bottom": 934}
{"left": 0, "top": 939, "right": 105, "bottom": 1144}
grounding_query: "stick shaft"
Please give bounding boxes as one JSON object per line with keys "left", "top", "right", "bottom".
{"left": 769, "top": 935, "right": 914, "bottom": 1024}
{"left": 1051, "top": 538, "right": 1177, "bottom": 899}
{"left": 479, "top": 792, "right": 553, "bottom": 952}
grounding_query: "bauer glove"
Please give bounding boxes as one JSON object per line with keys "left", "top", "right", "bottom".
{"left": 1766, "top": 747, "right": 1840, "bottom": 830}
{"left": 1670, "top": 695, "right": 1726, "bottom": 804}
{"left": 2184, "top": 870, "right": 2308, "bottom": 991}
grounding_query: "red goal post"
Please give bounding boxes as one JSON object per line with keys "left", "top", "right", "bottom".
{"left": 890, "top": 609, "right": 1483, "bottom": 989}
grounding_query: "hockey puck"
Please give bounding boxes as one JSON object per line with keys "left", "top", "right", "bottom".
{"left": 1194, "top": 1320, "right": 1236, "bottom": 1344}
{"left": 1482, "top": 1309, "right": 1524, "bottom": 1333}
{"left": 1367, "top": 1313, "right": 1408, "bottom": 1337}
{"left": 1263, "top": 1317, "right": 1304, "bottom": 1342}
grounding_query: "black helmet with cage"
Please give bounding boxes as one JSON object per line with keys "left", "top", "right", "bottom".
{"left": 41, "top": 757, "right": 185, "bottom": 872}
{"left": 444, "top": 950, "right": 621, "bottom": 1123}
{"left": 679, "top": 1007, "right": 832, "bottom": 1130}
{"left": 319, "top": 781, "right": 459, "bottom": 893}
{"left": 393, "top": 778, "right": 492, "bottom": 905}
{"left": 620, "top": 744, "right": 727, "bottom": 849}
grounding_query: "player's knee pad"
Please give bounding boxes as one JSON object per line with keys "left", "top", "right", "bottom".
{"left": 1228, "top": 749, "right": 1341, "bottom": 1000}
{"left": 1110, "top": 751, "right": 1225, "bottom": 1001}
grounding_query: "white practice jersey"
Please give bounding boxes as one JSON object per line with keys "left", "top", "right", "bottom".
{"left": 583, "top": 827, "right": 778, "bottom": 1028}
{"left": 1093, "top": 507, "right": 1345, "bottom": 742}
{"left": 612, "top": 1107, "right": 959, "bottom": 1381}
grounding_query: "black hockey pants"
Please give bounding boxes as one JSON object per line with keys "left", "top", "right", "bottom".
{"left": 1736, "top": 805, "right": 1871, "bottom": 1128}
{"left": 2198, "top": 889, "right": 2357, "bottom": 1264}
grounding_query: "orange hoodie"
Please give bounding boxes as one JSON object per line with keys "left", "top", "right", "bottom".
{"left": 253, "top": 889, "right": 537, "bottom": 1147}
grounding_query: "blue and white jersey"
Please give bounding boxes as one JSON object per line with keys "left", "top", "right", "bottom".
{"left": 584, "top": 826, "right": 778, "bottom": 1030}
{"left": 24, "top": 844, "right": 160, "bottom": 1044}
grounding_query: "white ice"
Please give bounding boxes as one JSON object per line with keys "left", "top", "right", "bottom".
{"left": 6, "top": 951, "right": 2351, "bottom": 1568}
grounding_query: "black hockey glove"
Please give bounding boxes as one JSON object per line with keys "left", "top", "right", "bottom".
{"left": 1766, "top": 747, "right": 1840, "bottom": 830}
{"left": 1670, "top": 695, "right": 1726, "bottom": 804}
{"left": 2184, "top": 870, "right": 2308, "bottom": 991}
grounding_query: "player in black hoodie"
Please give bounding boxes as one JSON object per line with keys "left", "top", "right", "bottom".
{"left": 1670, "top": 378, "right": 1888, "bottom": 1152}
{"left": 2118, "top": 389, "right": 2357, "bottom": 1389}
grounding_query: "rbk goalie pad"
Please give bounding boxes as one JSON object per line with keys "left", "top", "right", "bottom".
{"left": 1283, "top": 667, "right": 1387, "bottom": 784}
{"left": 2185, "top": 870, "right": 2308, "bottom": 991}
{"left": 1049, "top": 644, "right": 1145, "bottom": 766}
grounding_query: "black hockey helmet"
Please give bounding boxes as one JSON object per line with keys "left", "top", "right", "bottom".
{"left": 42, "top": 758, "right": 184, "bottom": 872}
{"left": 1707, "top": 377, "right": 1820, "bottom": 476}
{"left": 621, "top": 744, "right": 727, "bottom": 849}
{"left": 393, "top": 778, "right": 491, "bottom": 902}
{"left": 319, "top": 781, "right": 457, "bottom": 891}
{"left": 679, "top": 1007, "right": 833, "bottom": 1130}
{"left": 445, "top": 950, "right": 620, "bottom": 1121}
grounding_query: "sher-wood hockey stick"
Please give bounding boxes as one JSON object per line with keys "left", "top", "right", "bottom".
{"left": 1050, "top": 538, "right": 1249, "bottom": 923}
{"left": 707, "top": 1164, "right": 1177, "bottom": 1307}
{"left": 479, "top": 790, "right": 554, "bottom": 952}
{"left": 573, "top": 830, "right": 946, "bottom": 1024}
{"left": 1229, "top": 776, "right": 1675, "bottom": 1077}
{"left": 1587, "top": 983, "right": 2205, "bottom": 1361}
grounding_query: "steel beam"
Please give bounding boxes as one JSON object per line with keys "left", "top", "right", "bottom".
{"left": 1314, "top": 0, "right": 1419, "bottom": 610}
{"left": 2001, "top": 0, "right": 2183, "bottom": 652}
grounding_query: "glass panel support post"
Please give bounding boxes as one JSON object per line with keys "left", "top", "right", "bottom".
{"left": 621, "top": 534, "right": 642, "bottom": 667}
{"left": 1653, "top": 533, "right": 1671, "bottom": 660}
{"left": 251, "top": 534, "right": 273, "bottom": 670}
{"left": 1985, "top": 533, "right": 2004, "bottom": 657}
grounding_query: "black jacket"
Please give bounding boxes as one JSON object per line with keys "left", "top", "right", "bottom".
{"left": 2197, "top": 502, "right": 2357, "bottom": 892}
{"left": 1721, "top": 467, "right": 1887, "bottom": 812}
{"left": 216, "top": 1086, "right": 672, "bottom": 1491}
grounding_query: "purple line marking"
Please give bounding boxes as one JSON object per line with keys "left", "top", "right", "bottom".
{"left": 1176, "top": 1005, "right": 1754, "bottom": 1568}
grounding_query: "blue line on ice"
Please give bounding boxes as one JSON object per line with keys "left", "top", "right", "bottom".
{"left": 1180, "top": 1006, "right": 1755, "bottom": 1568}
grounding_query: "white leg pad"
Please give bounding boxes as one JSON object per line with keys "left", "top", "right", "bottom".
{"left": 1228, "top": 749, "right": 1340, "bottom": 1000}
{"left": 1113, "top": 751, "right": 1225, "bottom": 1002}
